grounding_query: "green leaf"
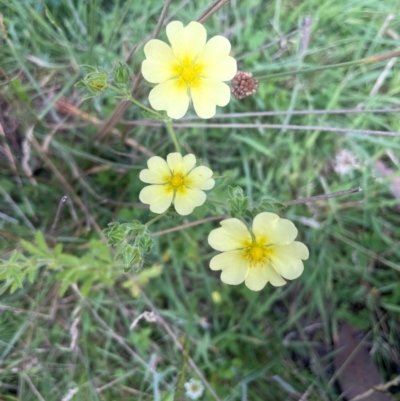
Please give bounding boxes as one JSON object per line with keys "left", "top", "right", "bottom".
{"left": 35, "top": 231, "right": 50, "bottom": 255}
{"left": 9, "top": 265, "right": 24, "bottom": 292}
{"left": 232, "top": 134, "right": 275, "bottom": 158}
{"left": 20, "top": 239, "right": 48, "bottom": 257}
{"left": 53, "top": 243, "right": 63, "bottom": 258}
{"left": 56, "top": 254, "right": 81, "bottom": 267}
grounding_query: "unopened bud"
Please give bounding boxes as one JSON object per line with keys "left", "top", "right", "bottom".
{"left": 75, "top": 66, "right": 108, "bottom": 95}
{"left": 113, "top": 62, "right": 130, "bottom": 86}
{"left": 86, "top": 71, "right": 107, "bottom": 93}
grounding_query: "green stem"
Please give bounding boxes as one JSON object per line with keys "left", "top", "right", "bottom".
{"left": 165, "top": 119, "right": 181, "bottom": 153}
{"left": 255, "top": 51, "right": 400, "bottom": 81}
{"left": 145, "top": 212, "right": 168, "bottom": 227}
{"left": 108, "top": 84, "right": 162, "bottom": 117}
{"left": 207, "top": 199, "right": 226, "bottom": 206}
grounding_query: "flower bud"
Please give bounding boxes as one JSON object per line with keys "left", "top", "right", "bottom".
{"left": 75, "top": 66, "right": 108, "bottom": 95}
{"left": 113, "top": 62, "right": 130, "bottom": 86}
{"left": 85, "top": 71, "right": 108, "bottom": 93}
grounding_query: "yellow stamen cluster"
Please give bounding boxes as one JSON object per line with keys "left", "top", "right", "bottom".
{"left": 173, "top": 57, "right": 203, "bottom": 88}
{"left": 246, "top": 243, "right": 270, "bottom": 267}
{"left": 169, "top": 173, "right": 185, "bottom": 188}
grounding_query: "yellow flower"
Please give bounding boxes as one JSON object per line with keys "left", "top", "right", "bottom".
{"left": 141, "top": 21, "right": 237, "bottom": 119}
{"left": 208, "top": 212, "right": 309, "bottom": 291}
{"left": 139, "top": 153, "right": 214, "bottom": 216}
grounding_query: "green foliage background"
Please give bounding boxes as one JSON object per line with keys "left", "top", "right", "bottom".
{"left": 1, "top": 0, "right": 400, "bottom": 400}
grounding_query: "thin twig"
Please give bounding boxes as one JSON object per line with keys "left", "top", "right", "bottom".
{"left": 70, "top": 285, "right": 149, "bottom": 369}
{"left": 255, "top": 50, "right": 400, "bottom": 81}
{"left": 124, "top": 121, "right": 400, "bottom": 137}
{"left": 198, "top": 0, "right": 230, "bottom": 23}
{"left": 124, "top": 44, "right": 138, "bottom": 64}
{"left": 0, "top": 183, "right": 35, "bottom": 231}
{"left": 184, "top": 107, "right": 400, "bottom": 119}
{"left": 237, "top": 28, "right": 302, "bottom": 61}
{"left": 94, "top": 0, "right": 172, "bottom": 142}
{"left": 150, "top": 188, "right": 362, "bottom": 237}
{"left": 349, "top": 375, "right": 400, "bottom": 401}
{"left": 137, "top": 286, "right": 223, "bottom": 401}
{"left": 31, "top": 136, "right": 105, "bottom": 239}
{"left": 0, "top": 304, "right": 51, "bottom": 320}
{"left": 96, "top": 369, "right": 138, "bottom": 393}
{"left": 21, "top": 374, "right": 46, "bottom": 401}
{"left": 151, "top": 0, "right": 173, "bottom": 39}
{"left": 50, "top": 196, "right": 68, "bottom": 235}
{"left": 152, "top": 215, "right": 228, "bottom": 237}
{"left": 283, "top": 187, "right": 362, "bottom": 206}
{"left": 331, "top": 231, "right": 400, "bottom": 272}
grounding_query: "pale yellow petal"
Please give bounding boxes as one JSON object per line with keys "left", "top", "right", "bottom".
{"left": 166, "top": 153, "right": 196, "bottom": 175}
{"left": 149, "top": 81, "right": 189, "bottom": 119}
{"left": 196, "top": 36, "right": 237, "bottom": 81}
{"left": 167, "top": 21, "right": 207, "bottom": 61}
{"left": 191, "top": 79, "right": 231, "bottom": 119}
{"left": 174, "top": 187, "right": 206, "bottom": 215}
{"left": 142, "top": 40, "right": 177, "bottom": 83}
{"left": 166, "top": 153, "right": 183, "bottom": 173}
{"left": 186, "top": 166, "right": 215, "bottom": 190}
{"left": 139, "top": 185, "right": 173, "bottom": 214}
{"left": 139, "top": 156, "right": 171, "bottom": 184}
{"left": 201, "top": 56, "right": 237, "bottom": 81}
{"left": 139, "top": 169, "right": 168, "bottom": 184}
{"left": 209, "top": 251, "right": 248, "bottom": 284}
{"left": 208, "top": 218, "right": 251, "bottom": 252}
{"left": 181, "top": 154, "right": 197, "bottom": 175}
{"left": 245, "top": 265, "right": 286, "bottom": 291}
{"left": 269, "top": 241, "right": 308, "bottom": 280}
{"left": 252, "top": 212, "right": 298, "bottom": 245}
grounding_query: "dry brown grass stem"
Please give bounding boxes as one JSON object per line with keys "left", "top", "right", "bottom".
{"left": 55, "top": 98, "right": 154, "bottom": 156}
{"left": 152, "top": 214, "right": 229, "bottom": 237}
{"left": 182, "top": 107, "right": 400, "bottom": 119}
{"left": 197, "top": 0, "right": 230, "bottom": 23}
{"left": 123, "top": 120, "right": 400, "bottom": 137}
{"left": 349, "top": 375, "right": 400, "bottom": 401}
{"left": 137, "top": 285, "right": 223, "bottom": 401}
{"left": 31, "top": 136, "right": 106, "bottom": 238}
{"left": 94, "top": 0, "right": 173, "bottom": 142}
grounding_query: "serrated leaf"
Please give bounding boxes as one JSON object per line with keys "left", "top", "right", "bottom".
{"left": 56, "top": 254, "right": 80, "bottom": 267}
{"left": 10, "top": 250, "right": 24, "bottom": 263}
{"left": 90, "top": 240, "right": 112, "bottom": 262}
{"left": 35, "top": 231, "right": 50, "bottom": 255}
{"left": 53, "top": 243, "right": 63, "bottom": 258}
{"left": 79, "top": 64, "right": 97, "bottom": 72}
{"left": 80, "top": 278, "right": 94, "bottom": 297}
{"left": 20, "top": 239, "right": 48, "bottom": 257}
{"left": 9, "top": 266, "right": 24, "bottom": 292}
{"left": 81, "top": 94, "right": 97, "bottom": 101}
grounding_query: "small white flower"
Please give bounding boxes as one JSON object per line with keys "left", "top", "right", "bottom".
{"left": 184, "top": 378, "right": 204, "bottom": 400}
{"left": 334, "top": 149, "right": 359, "bottom": 176}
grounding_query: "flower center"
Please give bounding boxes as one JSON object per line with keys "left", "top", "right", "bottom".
{"left": 169, "top": 173, "right": 184, "bottom": 188}
{"left": 173, "top": 56, "right": 203, "bottom": 88}
{"left": 246, "top": 243, "right": 269, "bottom": 267}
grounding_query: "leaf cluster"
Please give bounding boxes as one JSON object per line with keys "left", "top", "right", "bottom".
{"left": 103, "top": 221, "right": 154, "bottom": 272}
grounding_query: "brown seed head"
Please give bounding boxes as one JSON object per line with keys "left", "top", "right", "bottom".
{"left": 231, "top": 70, "right": 259, "bottom": 100}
